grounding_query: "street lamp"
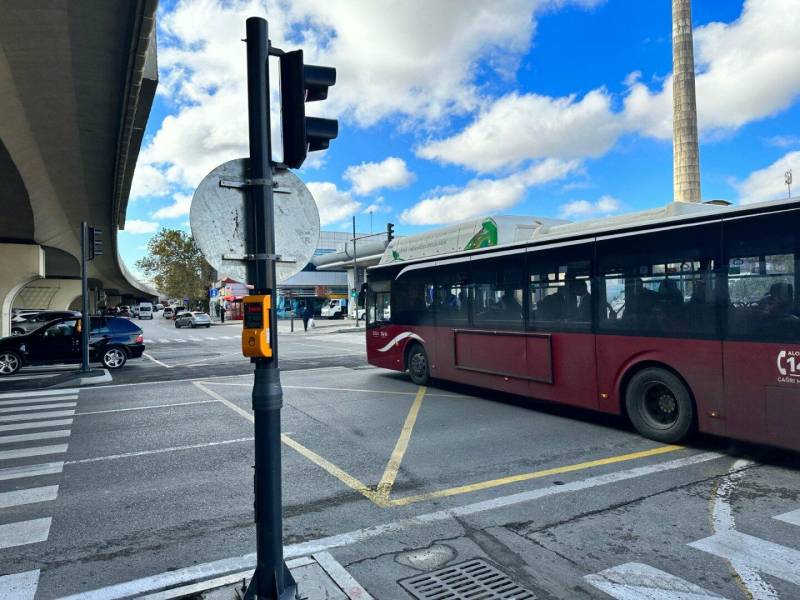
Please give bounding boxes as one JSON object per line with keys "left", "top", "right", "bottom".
{"left": 786, "top": 169, "right": 793, "bottom": 198}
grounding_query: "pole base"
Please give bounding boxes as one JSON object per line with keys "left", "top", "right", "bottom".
{"left": 243, "top": 563, "right": 298, "bottom": 600}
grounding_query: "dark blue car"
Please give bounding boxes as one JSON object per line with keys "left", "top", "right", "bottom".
{"left": 0, "top": 316, "right": 145, "bottom": 376}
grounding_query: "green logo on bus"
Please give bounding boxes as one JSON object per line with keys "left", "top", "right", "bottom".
{"left": 464, "top": 218, "right": 498, "bottom": 250}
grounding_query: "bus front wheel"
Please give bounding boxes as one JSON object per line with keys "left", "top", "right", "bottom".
{"left": 625, "top": 367, "right": 694, "bottom": 444}
{"left": 406, "top": 343, "right": 430, "bottom": 386}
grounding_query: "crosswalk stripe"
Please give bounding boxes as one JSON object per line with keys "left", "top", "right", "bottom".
{"left": 0, "top": 486, "right": 59, "bottom": 509}
{"left": 0, "top": 430, "right": 71, "bottom": 445}
{"left": 0, "top": 569, "right": 40, "bottom": 600}
{"left": 0, "top": 388, "right": 78, "bottom": 399}
{"left": 0, "top": 409, "right": 75, "bottom": 423}
{"left": 0, "top": 461, "right": 64, "bottom": 481}
{"left": 205, "top": 336, "right": 217, "bottom": 340}
{"left": 0, "top": 518, "right": 52, "bottom": 549}
{"left": 0, "top": 402, "right": 76, "bottom": 414}
{"left": 774, "top": 508, "right": 800, "bottom": 527}
{"left": 174, "top": 339, "right": 186, "bottom": 343}
{"left": 0, "top": 444, "right": 69, "bottom": 461}
{"left": 689, "top": 530, "right": 800, "bottom": 586}
{"left": 0, "top": 419, "right": 73, "bottom": 432}
{"left": 159, "top": 339, "right": 169, "bottom": 343}
{"left": 0, "top": 395, "right": 77, "bottom": 407}
{"left": 584, "top": 562, "right": 727, "bottom": 599}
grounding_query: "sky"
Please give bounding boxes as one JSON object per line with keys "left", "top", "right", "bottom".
{"left": 120, "top": 0, "right": 800, "bottom": 278}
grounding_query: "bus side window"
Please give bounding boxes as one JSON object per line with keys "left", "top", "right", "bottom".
{"left": 470, "top": 256, "right": 525, "bottom": 331}
{"left": 725, "top": 212, "right": 800, "bottom": 342}
{"left": 528, "top": 247, "right": 592, "bottom": 332}
{"left": 435, "top": 264, "right": 469, "bottom": 325}
{"left": 392, "top": 271, "right": 435, "bottom": 326}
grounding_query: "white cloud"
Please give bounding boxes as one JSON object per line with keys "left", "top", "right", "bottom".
{"left": 417, "top": 90, "right": 621, "bottom": 172}
{"left": 344, "top": 157, "right": 415, "bottom": 196}
{"left": 306, "top": 182, "right": 363, "bottom": 225}
{"left": 151, "top": 193, "right": 192, "bottom": 219}
{"left": 130, "top": 164, "right": 171, "bottom": 200}
{"left": 765, "top": 135, "right": 800, "bottom": 149}
{"left": 622, "top": 0, "right": 800, "bottom": 139}
{"left": 124, "top": 220, "right": 160, "bottom": 234}
{"left": 361, "top": 196, "right": 391, "bottom": 215}
{"left": 559, "top": 194, "right": 621, "bottom": 219}
{"left": 736, "top": 151, "right": 799, "bottom": 204}
{"left": 401, "top": 159, "right": 579, "bottom": 225}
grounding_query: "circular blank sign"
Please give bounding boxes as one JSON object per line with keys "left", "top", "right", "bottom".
{"left": 190, "top": 158, "right": 320, "bottom": 284}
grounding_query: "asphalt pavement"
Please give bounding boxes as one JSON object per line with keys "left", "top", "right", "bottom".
{"left": 0, "top": 313, "right": 798, "bottom": 599}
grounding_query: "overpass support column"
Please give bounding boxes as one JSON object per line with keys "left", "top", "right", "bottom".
{"left": 0, "top": 243, "right": 44, "bottom": 337}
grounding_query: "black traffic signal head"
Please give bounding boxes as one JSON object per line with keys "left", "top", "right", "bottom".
{"left": 386, "top": 222, "right": 394, "bottom": 242}
{"left": 89, "top": 227, "right": 103, "bottom": 260}
{"left": 280, "top": 49, "right": 338, "bottom": 168}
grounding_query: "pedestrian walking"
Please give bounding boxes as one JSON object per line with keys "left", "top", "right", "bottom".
{"left": 220, "top": 303, "right": 226, "bottom": 323}
{"left": 301, "top": 303, "right": 312, "bottom": 332}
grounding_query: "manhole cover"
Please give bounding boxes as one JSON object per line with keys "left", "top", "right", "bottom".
{"left": 399, "top": 558, "right": 536, "bottom": 599}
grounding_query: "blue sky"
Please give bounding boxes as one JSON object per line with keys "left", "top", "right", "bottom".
{"left": 120, "top": 0, "right": 800, "bottom": 278}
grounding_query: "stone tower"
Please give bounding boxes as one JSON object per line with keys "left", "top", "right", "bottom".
{"left": 672, "top": 0, "right": 701, "bottom": 202}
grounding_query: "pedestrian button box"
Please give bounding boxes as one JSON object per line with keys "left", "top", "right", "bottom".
{"left": 242, "top": 295, "right": 272, "bottom": 358}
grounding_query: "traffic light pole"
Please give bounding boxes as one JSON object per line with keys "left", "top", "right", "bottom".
{"left": 80, "top": 222, "right": 90, "bottom": 373}
{"left": 244, "top": 17, "right": 296, "bottom": 600}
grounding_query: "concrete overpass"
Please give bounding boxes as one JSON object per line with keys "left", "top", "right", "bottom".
{"left": 0, "top": 0, "right": 159, "bottom": 335}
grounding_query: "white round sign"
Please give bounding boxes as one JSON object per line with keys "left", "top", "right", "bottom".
{"left": 189, "top": 158, "right": 320, "bottom": 283}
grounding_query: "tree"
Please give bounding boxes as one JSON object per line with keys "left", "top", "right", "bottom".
{"left": 135, "top": 229, "right": 215, "bottom": 303}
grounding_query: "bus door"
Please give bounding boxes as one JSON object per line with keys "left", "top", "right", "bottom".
{"left": 722, "top": 212, "right": 800, "bottom": 450}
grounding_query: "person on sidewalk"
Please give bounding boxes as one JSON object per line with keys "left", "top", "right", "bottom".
{"left": 301, "top": 303, "right": 312, "bottom": 332}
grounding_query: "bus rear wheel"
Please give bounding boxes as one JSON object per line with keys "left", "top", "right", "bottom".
{"left": 625, "top": 367, "right": 694, "bottom": 444}
{"left": 406, "top": 343, "right": 430, "bottom": 386}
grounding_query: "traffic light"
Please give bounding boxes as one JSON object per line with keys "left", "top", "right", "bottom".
{"left": 279, "top": 49, "right": 338, "bottom": 169}
{"left": 89, "top": 227, "right": 103, "bottom": 260}
{"left": 386, "top": 222, "right": 394, "bottom": 242}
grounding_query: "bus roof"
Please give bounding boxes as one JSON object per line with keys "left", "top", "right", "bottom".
{"left": 370, "top": 196, "right": 800, "bottom": 272}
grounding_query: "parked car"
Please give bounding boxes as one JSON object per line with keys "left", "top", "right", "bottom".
{"left": 138, "top": 302, "right": 154, "bottom": 319}
{"left": 156, "top": 303, "right": 164, "bottom": 311}
{"left": 0, "top": 316, "right": 144, "bottom": 375}
{"left": 132, "top": 305, "right": 140, "bottom": 318}
{"left": 175, "top": 311, "right": 211, "bottom": 329}
{"left": 172, "top": 306, "right": 188, "bottom": 320}
{"left": 321, "top": 299, "right": 347, "bottom": 319}
{"left": 102, "top": 306, "right": 119, "bottom": 316}
{"left": 162, "top": 306, "right": 174, "bottom": 319}
{"left": 10, "top": 311, "right": 81, "bottom": 336}
{"left": 118, "top": 306, "right": 132, "bottom": 318}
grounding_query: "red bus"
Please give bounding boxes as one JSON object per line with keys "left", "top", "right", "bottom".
{"left": 365, "top": 199, "right": 800, "bottom": 451}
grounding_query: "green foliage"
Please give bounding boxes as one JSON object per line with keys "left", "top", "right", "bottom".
{"left": 135, "top": 229, "right": 215, "bottom": 302}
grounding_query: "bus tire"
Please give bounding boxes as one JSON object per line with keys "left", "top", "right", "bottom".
{"left": 406, "top": 343, "right": 430, "bottom": 386}
{"left": 625, "top": 367, "right": 694, "bottom": 444}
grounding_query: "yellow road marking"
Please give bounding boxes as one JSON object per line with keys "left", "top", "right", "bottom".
{"left": 377, "top": 386, "right": 426, "bottom": 499}
{"left": 388, "top": 444, "right": 684, "bottom": 507}
{"left": 192, "top": 381, "right": 386, "bottom": 507}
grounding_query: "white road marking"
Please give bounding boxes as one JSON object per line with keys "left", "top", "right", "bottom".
{"left": 0, "top": 409, "right": 75, "bottom": 422}
{"left": 65, "top": 437, "right": 253, "bottom": 465}
{"left": 173, "top": 339, "right": 186, "bottom": 343}
{"left": 0, "top": 388, "right": 78, "bottom": 399}
{"left": 77, "top": 399, "right": 218, "bottom": 416}
{"left": 61, "top": 451, "right": 723, "bottom": 600}
{"left": 0, "top": 485, "right": 59, "bottom": 509}
{"left": 773, "top": 508, "right": 800, "bottom": 527}
{"left": 0, "top": 518, "right": 52, "bottom": 549}
{"left": 0, "top": 461, "right": 64, "bottom": 481}
{"left": 692, "top": 459, "right": 778, "bottom": 599}
{"left": 584, "top": 562, "right": 727, "bottom": 599}
{"left": 158, "top": 339, "right": 170, "bottom": 343}
{"left": 205, "top": 336, "right": 217, "bottom": 340}
{"left": 689, "top": 531, "right": 800, "bottom": 587}
{"left": 0, "top": 418, "right": 73, "bottom": 432}
{"left": 0, "top": 570, "right": 40, "bottom": 600}
{"left": 0, "top": 395, "right": 77, "bottom": 407}
{"left": 0, "top": 430, "right": 71, "bottom": 445}
{"left": 142, "top": 352, "right": 170, "bottom": 369}
{"left": 0, "top": 402, "right": 76, "bottom": 413}
{"left": 0, "top": 443, "right": 68, "bottom": 461}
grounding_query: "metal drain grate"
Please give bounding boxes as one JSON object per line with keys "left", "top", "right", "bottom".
{"left": 399, "top": 558, "right": 536, "bottom": 599}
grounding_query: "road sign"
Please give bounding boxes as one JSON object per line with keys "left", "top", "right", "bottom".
{"left": 209, "top": 288, "right": 218, "bottom": 298}
{"left": 190, "top": 158, "right": 320, "bottom": 283}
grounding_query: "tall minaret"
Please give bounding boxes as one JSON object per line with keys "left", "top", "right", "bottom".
{"left": 672, "top": 0, "right": 701, "bottom": 202}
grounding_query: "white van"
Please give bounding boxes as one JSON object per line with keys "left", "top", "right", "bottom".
{"left": 138, "top": 302, "right": 154, "bottom": 320}
{"left": 320, "top": 299, "right": 347, "bottom": 319}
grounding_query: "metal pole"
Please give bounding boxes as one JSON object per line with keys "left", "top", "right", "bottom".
{"left": 352, "top": 215, "right": 358, "bottom": 326}
{"left": 243, "top": 17, "right": 295, "bottom": 600}
{"left": 80, "top": 222, "right": 90, "bottom": 373}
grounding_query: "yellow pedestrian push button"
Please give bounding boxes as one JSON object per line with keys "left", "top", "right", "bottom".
{"left": 242, "top": 294, "right": 272, "bottom": 358}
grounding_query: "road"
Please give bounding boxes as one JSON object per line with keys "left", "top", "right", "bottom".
{"left": 0, "top": 314, "right": 798, "bottom": 599}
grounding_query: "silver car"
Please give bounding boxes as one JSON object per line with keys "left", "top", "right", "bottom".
{"left": 11, "top": 311, "right": 81, "bottom": 336}
{"left": 174, "top": 311, "right": 211, "bottom": 328}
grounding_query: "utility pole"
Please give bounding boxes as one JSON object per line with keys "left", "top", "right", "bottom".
{"left": 786, "top": 169, "right": 793, "bottom": 198}
{"left": 352, "top": 215, "right": 358, "bottom": 326}
{"left": 80, "top": 222, "right": 90, "bottom": 373}
{"left": 243, "top": 17, "right": 294, "bottom": 600}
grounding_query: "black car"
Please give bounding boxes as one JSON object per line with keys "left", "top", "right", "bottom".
{"left": 0, "top": 316, "right": 145, "bottom": 376}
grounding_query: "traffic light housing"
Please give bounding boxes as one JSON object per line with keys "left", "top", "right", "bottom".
{"left": 386, "top": 222, "right": 394, "bottom": 242}
{"left": 279, "top": 49, "right": 338, "bottom": 169}
{"left": 89, "top": 227, "right": 103, "bottom": 260}
{"left": 242, "top": 295, "right": 273, "bottom": 358}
